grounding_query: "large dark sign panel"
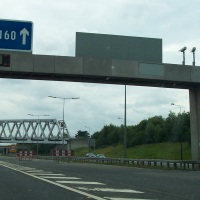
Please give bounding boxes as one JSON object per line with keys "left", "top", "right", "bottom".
{"left": 76, "top": 32, "right": 162, "bottom": 63}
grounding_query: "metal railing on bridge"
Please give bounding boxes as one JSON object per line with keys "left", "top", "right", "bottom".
{"left": 0, "top": 119, "right": 70, "bottom": 144}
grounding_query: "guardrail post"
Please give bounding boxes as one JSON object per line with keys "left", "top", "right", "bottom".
{"left": 167, "top": 162, "right": 170, "bottom": 168}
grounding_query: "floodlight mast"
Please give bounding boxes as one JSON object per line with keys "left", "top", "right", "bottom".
{"left": 179, "top": 47, "right": 187, "bottom": 65}
{"left": 191, "top": 47, "right": 196, "bottom": 66}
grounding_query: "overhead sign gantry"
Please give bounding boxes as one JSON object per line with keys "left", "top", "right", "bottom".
{"left": 0, "top": 27, "right": 200, "bottom": 162}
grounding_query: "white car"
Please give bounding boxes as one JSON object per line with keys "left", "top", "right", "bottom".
{"left": 85, "top": 153, "right": 96, "bottom": 158}
{"left": 96, "top": 154, "right": 105, "bottom": 158}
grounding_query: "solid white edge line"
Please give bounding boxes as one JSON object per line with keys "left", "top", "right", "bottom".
{"left": 0, "top": 164, "right": 106, "bottom": 200}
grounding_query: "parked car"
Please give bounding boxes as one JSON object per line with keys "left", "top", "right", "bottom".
{"left": 96, "top": 154, "right": 105, "bottom": 158}
{"left": 85, "top": 153, "right": 96, "bottom": 158}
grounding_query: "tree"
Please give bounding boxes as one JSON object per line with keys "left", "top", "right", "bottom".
{"left": 164, "top": 111, "right": 177, "bottom": 142}
{"left": 75, "top": 130, "right": 90, "bottom": 138}
{"left": 91, "top": 112, "right": 191, "bottom": 148}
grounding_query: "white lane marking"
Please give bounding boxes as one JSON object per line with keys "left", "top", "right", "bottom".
{"left": 105, "top": 198, "right": 155, "bottom": 200}
{"left": 18, "top": 168, "right": 36, "bottom": 171}
{"left": 30, "top": 172, "right": 53, "bottom": 175}
{"left": 0, "top": 164, "right": 106, "bottom": 200}
{"left": 31, "top": 173, "right": 64, "bottom": 176}
{"left": 56, "top": 181, "right": 105, "bottom": 185}
{"left": 26, "top": 170, "right": 45, "bottom": 173}
{"left": 11, "top": 166, "right": 35, "bottom": 169}
{"left": 41, "top": 176, "right": 81, "bottom": 179}
{"left": 77, "top": 187, "right": 143, "bottom": 193}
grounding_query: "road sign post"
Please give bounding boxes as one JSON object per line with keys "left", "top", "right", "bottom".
{"left": 0, "top": 19, "right": 33, "bottom": 52}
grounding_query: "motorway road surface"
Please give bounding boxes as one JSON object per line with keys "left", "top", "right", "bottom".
{"left": 0, "top": 156, "right": 200, "bottom": 200}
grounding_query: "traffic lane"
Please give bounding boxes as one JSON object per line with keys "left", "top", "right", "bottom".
{"left": 0, "top": 164, "right": 86, "bottom": 200}
{"left": 41, "top": 161, "right": 200, "bottom": 199}
{"left": 60, "top": 163, "right": 200, "bottom": 200}
{"left": 2, "top": 156, "right": 200, "bottom": 199}
{"left": 0, "top": 158, "right": 159, "bottom": 200}
{"left": 19, "top": 158, "right": 200, "bottom": 199}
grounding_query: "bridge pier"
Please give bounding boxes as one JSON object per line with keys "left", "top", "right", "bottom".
{"left": 189, "top": 88, "right": 200, "bottom": 161}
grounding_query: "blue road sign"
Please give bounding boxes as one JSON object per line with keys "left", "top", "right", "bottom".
{"left": 0, "top": 19, "right": 33, "bottom": 52}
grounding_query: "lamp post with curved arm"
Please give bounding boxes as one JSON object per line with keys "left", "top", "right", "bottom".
{"left": 48, "top": 96, "right": 79, "bottom": 150}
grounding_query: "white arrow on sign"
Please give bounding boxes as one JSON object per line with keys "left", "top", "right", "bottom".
{"left": 20, "top": 28, "right": 29, "bottom": 45}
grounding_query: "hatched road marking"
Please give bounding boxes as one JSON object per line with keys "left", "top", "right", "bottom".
{"left": 0, "top": 162, "right": 106, "bottom": 200}
{"left": 0, "top": 161, "right": 155, "bottom": 200}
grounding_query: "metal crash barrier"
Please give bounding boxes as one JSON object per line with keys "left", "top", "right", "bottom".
{"left": 26, "top": 155, "right": 200, "bottom": 170}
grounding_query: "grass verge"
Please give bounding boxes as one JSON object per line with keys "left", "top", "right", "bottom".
{"left": 74, "top": 142, "right": 191, "bottom": 160}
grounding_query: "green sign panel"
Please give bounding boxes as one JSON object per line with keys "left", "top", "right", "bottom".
{"left": 76, "top": 32, "right": 162, "bottom": 63}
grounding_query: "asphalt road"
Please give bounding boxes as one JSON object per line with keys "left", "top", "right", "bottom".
{"left": 0, "top": 156, "right": 200, "bottom": 200}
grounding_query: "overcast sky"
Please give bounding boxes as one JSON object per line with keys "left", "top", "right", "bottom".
{"left": 0, "top": 0, "right": 198, "bottom": 137}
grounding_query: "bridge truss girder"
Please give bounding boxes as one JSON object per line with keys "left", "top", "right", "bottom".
{"left": 0, "top": 119, "right": 70, "bottom": 144}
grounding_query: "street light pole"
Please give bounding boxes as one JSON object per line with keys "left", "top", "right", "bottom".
{"left": 27, "top": 114, "right": 49, "bottom": 155}
{"left": 171, "top": 103, "right": 183, "bottom": 160}
{"left": 48, "top": 96, "right": 79, "bottom": 150}
{"left": 124, "top": 85, "right": 127, "bottom": 159}
{"left": 118, "top": 85, "right": 127, "bottom": 159}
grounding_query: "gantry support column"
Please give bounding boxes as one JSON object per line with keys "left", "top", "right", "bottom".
{"left": 189, "top": 88, "right": 200, "bottom": 161}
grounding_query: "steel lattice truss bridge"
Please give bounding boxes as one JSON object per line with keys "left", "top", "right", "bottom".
{"left": 0, "top": 119, "right": 70, "bottom": 144}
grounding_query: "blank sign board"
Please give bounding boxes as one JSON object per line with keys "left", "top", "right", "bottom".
{"left": 76, "top": 32, "right": 162, "bottom": 63}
